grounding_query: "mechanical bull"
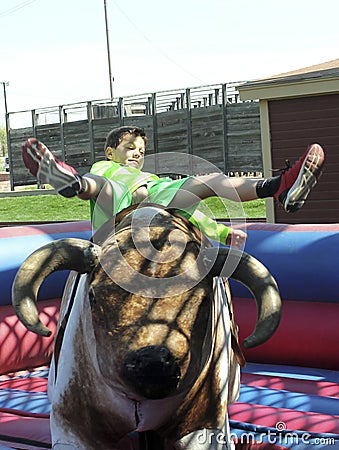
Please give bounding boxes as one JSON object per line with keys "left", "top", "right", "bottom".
{"left": 12, "top": 205, "right": 281, "bottom": 450}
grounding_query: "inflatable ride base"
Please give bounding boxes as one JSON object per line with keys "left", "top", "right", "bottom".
{"left": 0, "top": 221, "right": 339, "bottom": 449}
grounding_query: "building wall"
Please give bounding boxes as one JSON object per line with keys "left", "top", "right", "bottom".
{"left": 268, "top": 93, "right": 339, "bottom": 223}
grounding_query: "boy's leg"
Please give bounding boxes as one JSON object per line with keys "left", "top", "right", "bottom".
{"left": 23, "top": 138, "right": 86, "bottom": 198}
{"left": 169, "top": 143, "right": 325, "bottom": 213}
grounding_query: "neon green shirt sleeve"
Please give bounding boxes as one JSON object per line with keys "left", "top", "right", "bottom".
{"left": 179, "top": 208, "right": 230, "bottom": 245}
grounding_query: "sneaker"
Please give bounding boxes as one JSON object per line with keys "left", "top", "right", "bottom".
{"left": 274, "top": 143, "right": 325, "bottom": 213}
{"left": 22, "top": 138, "right": 85, "bottom": 198}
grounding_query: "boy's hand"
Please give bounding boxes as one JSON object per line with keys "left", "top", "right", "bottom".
{"left": 132, "top": 186, "right": 149, "bottom": 204}
{"left": 226, "top": 228, "right": 247, "bottom": 249}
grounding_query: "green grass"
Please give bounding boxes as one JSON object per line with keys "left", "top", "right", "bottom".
{"left": 0, "top": 193, "right": 266, "bottom": 223}
{"left": 0, "top": 194, "right": 91, "bottom": 222}
{"left": 202, "top": 197, "right": 266, "bottom": 219}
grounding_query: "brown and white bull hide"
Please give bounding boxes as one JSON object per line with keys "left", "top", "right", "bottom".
{"left": 12, "top": 205, "right": 281, "bottom": 450}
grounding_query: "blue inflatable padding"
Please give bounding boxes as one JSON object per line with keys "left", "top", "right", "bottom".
{"left": 0, "top": 226, "right": 92, "bottom": 306}
{"left": 242, "top": 362, "right": 339, "bottom": 383}
{"left": 238, "top": 384, "right": 339, "bottom": 416}
{"left": 16, "top": 369, "right": 50, "bottom": 379}
{"left": 229, "top": 228, "right": 339, "bottom": 303}
{"left": 0, "top": 389, "right": 50, "bottom": 414}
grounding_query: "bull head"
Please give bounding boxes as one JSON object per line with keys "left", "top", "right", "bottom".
{"left": 12, "top": 207, "right": 281, "bottom": 352}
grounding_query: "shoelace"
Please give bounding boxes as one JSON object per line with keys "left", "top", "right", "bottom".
{"left": 272, "top": 159, "right": 292, "bottom": 175}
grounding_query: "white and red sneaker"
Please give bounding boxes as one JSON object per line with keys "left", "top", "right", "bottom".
{"left": 274, "top": 143, "right": 325, "bottom": 213}
{"left": 22, "top": 138, "right": 85, "bottom": 198}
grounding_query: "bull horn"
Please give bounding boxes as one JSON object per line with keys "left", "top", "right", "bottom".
{"left": 12, "top": 238, "right": 101, "bottom": 337}
{"left": 202, "top": 247, "right": 281, "bottom": 349}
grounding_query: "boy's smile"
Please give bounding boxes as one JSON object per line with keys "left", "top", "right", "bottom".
{"left": 106, "top": 133, "right": 145, "bottom": 170}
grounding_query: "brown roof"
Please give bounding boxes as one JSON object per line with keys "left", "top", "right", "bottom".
{"left": 266, "top": 58, "right": 339, "bottom": 78}
{"left": 240, "top": 58, "right": 339, "bottom": 88}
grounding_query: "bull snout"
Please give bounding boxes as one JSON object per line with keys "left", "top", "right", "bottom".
{"left": 123, "top": 345, "right": 181, "bottom": 400}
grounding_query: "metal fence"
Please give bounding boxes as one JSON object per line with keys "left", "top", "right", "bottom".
{"left": 6, "top": 81, "right": 262, "bottom": 190}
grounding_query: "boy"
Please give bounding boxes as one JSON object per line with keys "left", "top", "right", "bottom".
{"left": 22, "top": 126, "right": 325, "bottom": 248}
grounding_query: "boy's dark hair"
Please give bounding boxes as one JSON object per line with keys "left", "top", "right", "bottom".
{"left": 105, "top": 126, "right": 147, "bottom": 150}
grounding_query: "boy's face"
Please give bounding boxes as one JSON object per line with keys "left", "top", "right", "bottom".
{"left": 106, "top": 133, "right": 145, "bottom": 169}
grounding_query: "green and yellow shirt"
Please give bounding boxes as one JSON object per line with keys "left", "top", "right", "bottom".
{"left": 90, "top": 160, "right": 230, "bottom": 244}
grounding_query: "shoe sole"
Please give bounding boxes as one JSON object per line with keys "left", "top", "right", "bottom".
{"left": 283, "top": 144, "right": 324, "bottom": 213}
{"left": 24, "top": 140, "right": 77, "bottom": 191}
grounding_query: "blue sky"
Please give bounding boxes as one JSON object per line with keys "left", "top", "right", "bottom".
{"left": 0, "top": 0, "right": 338, "bottom": 125}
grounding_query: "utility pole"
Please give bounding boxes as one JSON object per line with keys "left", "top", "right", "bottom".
{"left": 104, "top": 0, "right": 114, "bottom": 101}
{"left": 1, "top": 82, "right": 9, "bottom": 119}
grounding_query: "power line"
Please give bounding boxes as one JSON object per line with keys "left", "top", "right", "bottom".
{"left": 110, "top": 0, "right": 206, "bottom": 84}
{"left": 0, "top": 0, "right": 38, "bottom": 19}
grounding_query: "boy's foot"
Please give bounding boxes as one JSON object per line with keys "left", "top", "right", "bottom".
{"left": 22, "top": 138, "right": 85, "bottom": 198}
{"left": 274, "top": 143, "right": 325, "bottom": 213}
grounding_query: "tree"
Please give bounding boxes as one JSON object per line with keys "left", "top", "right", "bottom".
{"left": 0, "top": 127, "right": 7, "bottom": 156}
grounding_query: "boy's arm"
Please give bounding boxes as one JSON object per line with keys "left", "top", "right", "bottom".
{"left": 184, "top": 209, "right": 247, "bottom": 249}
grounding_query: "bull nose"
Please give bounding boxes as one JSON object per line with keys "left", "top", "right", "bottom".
{"left": 123, "top": 345, "right": 181, "bottom": 399}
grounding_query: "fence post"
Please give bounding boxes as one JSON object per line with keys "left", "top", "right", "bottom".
{"left": 222, "top": 83, "right": 228, "bottom": 174}
{"left": 146, "top": 97, "right": 152, "bottom": 115}
{"left": 27, "top": 110, "right": 39, "bottom": 189}
{"left": 186, "top": 88, "right": 193, "bottom": 175}
{"left": 151, "top": 93, "right": 159, "bottom": 174}
{"left": 87, "top": 101, "right": 95, "bottom": 165}
{"left": 6, "top": 112, "right": 14, "bottom": 191}
{"left": 214, "top": 88, "right": 219, "bottom": 105}
{"left": 31, "top": 110, "right": 38, "bottom": 138}
{"left": 180, "top": 93, "right": 185, "bottom": 108}
{"left": 118, "top": 98, "right": 124, "bottom": 125}
{"left": 59, "top": 106, "right": 66, "bottom": 161}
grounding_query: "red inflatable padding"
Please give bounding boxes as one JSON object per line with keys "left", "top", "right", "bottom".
{"left": 228, "top": 402, "right": 339, "bottom": 434}
{"left": 233, "top": 297, "right": 339, "bottom": 371}
{"left": 241, "top": 373, "right": 339, "bottom": 398}
{"left": 0, "top": 377, "right": 48, "bottom": 392}
{"left": 0, "top": 298, "right": 60, "bottom": 374}
{"left": 0, "top": 220, "right": 91, "bottom": 239}
{"left": 0, "top": 411, "right": 51, "bottom": 450}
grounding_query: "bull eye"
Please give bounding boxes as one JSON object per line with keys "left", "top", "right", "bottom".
{"left": 89, "top": 287, "right": 96, "bottom": 308}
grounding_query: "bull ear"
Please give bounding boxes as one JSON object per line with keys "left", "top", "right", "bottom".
{"left": 12, "top": 238, "right": 101, "bottom": 337}
{"left": 202, "top": 247, "right": 282, "bottom": 349}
